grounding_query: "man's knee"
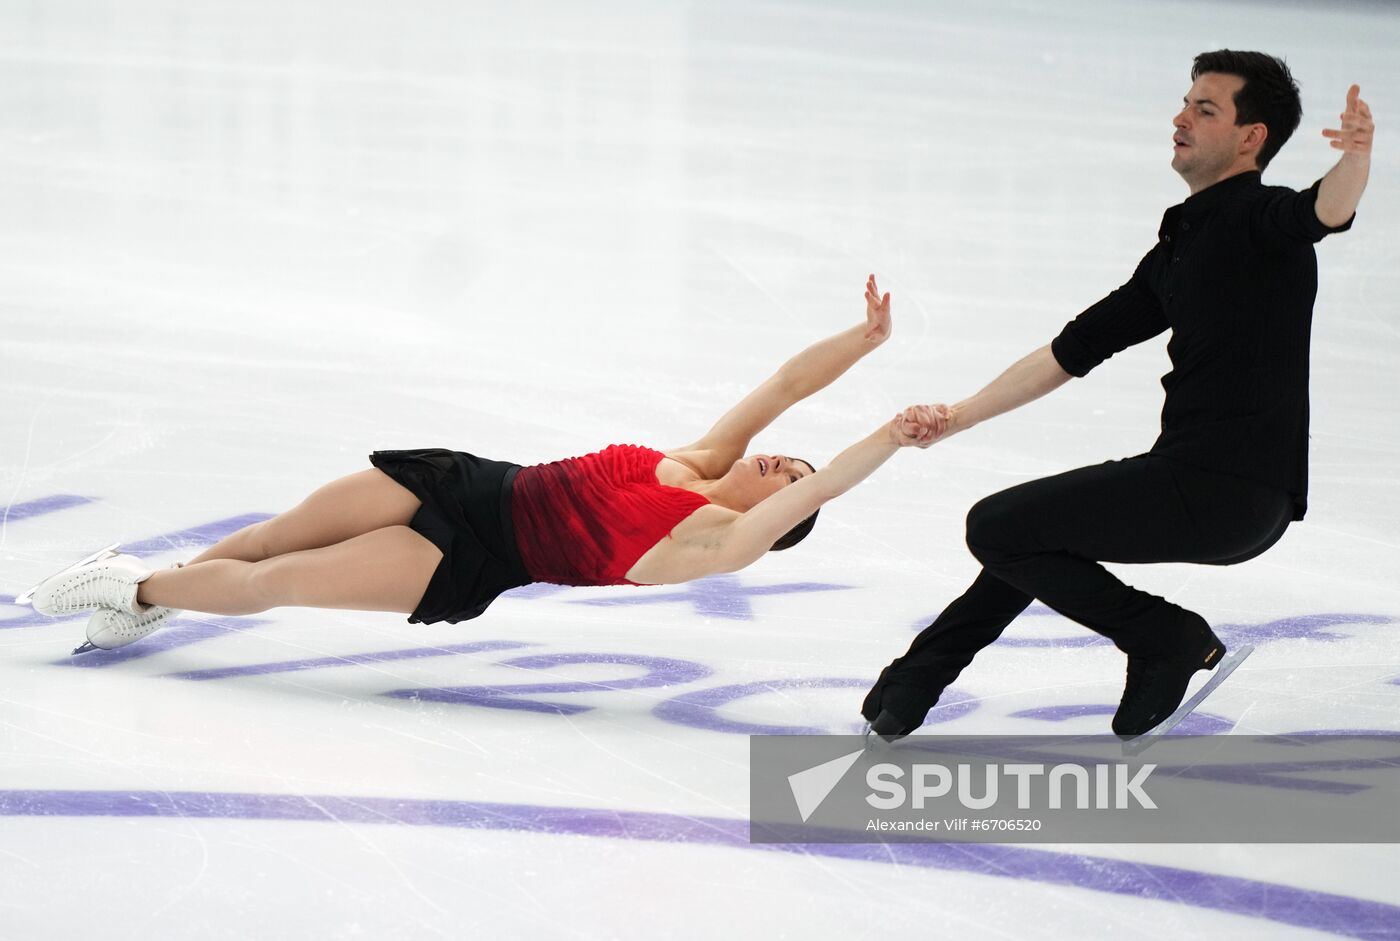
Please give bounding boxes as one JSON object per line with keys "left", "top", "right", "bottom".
{"left": 964, "top": 491, "right": 1021, "bottom": 565}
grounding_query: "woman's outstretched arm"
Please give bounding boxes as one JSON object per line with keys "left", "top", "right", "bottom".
{"left": 668, "top": 275, "right": 893, "bottom": 477}
{"left": 703, "top": 409, "right": 940, "bottom": 574}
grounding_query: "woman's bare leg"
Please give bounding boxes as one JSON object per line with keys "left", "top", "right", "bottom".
{"left": 138, "top": 525, "right": 442, "bottom": 616}
{"left": 186, "top": 470, "right": 421, "bottom": 566}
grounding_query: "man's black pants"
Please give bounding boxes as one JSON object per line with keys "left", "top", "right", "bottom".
{"left": 868, "top": 454, "right": 1294, "bottom": 721}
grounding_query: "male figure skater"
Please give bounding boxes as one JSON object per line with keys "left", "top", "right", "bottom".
{"left": 864, "top": 51, "right": 1374, "bottom": 739}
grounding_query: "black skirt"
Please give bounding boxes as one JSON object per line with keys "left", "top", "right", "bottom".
{"left": 368, "top": 449, "right": 532, "bottom": 624}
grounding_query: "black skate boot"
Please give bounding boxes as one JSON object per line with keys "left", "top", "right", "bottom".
{"left": 1113, "top": 619, "right": 1226, "bottom": 739}
{"left": 863, "top": 570, "right": 1033, "bottom": 742}
{"left": 861, "top": 666, "right": 944, "bottom": 743}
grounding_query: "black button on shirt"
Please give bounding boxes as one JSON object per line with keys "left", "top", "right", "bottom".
{"left": 1050, "top": 171, "right": 1353, "bottom": 520}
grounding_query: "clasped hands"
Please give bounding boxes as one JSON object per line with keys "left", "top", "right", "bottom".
{"left": 888, "top": 403, "right": 952, "bottom": 448}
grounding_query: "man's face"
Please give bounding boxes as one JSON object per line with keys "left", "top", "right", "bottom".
{"left": 1171, "top": 72, "right": 1259, "bottom": 189}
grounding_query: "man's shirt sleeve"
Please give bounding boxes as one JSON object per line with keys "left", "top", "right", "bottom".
{"left": 1050, "top": 250, "right": 1168, "bottom": 378}
{"left": 1252, "top": 178, "right": 1355, "bottom": 244}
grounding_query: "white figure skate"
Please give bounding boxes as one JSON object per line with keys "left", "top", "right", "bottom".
{"left": 77, "top": 604, "right": 181, "bottom": 655}
{"left": 28, "top": 552, "right": 153, "bottom": 617}
{"left": 14, "top": 544, "right": 121, "bottom": 606}
{"left": 74, "top": 560, "right": 185, "bottom": 655}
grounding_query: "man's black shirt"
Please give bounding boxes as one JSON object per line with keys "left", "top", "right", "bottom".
{"left": 1051, "top": 170, "right": 1353, "bottom": 520}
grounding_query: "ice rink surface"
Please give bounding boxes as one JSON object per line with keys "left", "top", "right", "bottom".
{"left": 3, "top": 0, "right": 1399, "bottom": 937}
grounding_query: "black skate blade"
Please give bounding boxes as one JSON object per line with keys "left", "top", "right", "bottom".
{"left": 1121, "top": 645, "right": 1254, "bottom": 755}
{"left": 70, "top": 641, "right": 100, "bottom": 656}
{"left": 14, "top": 543, "right": 122, "bottom": 606}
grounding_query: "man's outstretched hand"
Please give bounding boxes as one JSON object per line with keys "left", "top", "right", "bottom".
{"left": 1315, "top": 84, "right": 1373, "bottom": 228}
{"left": 1322, "top": 85, "right": 1374, "bottom": 158}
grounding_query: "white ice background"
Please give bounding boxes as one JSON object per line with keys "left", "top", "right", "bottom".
{"left": 2, "top": 1, "right": 1399, "bottom": 938}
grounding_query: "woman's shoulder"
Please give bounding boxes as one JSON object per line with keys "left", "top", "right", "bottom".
{"left": 655, "top": 450, "right": 705, "bottom": 487}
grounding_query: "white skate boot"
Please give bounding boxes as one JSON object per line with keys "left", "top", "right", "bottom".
{"left": 74, "top": 562, "right": 184, "bottom": 655}
{"left": 14, "top": 544, "right": 121, "bottom": 605}
{"left": 29, "top": 553, "right": 154, "bottom": 617}
{"left": 78, "top": 605, "right": 181, "bottom": 655}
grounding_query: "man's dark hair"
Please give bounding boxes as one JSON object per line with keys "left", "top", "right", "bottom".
{"left": 770, "top": 458, "right": 819, "bottom": 552}
{"left": 1192, "top": 50, "right": 1302, "bottom": 171}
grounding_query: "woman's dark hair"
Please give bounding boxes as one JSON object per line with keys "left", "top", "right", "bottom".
{"left": 1191, "top": 50, "right": 1301, "bottom": 171}
{"left": 771, "top": 508, "right": 819, "bottom": 552}
{"left": 770, "top": 458, "right": 819, "bottom": 552}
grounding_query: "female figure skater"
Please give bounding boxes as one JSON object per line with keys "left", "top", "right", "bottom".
{"left": 27, "top": 275, "right": 944, "bottom": 653}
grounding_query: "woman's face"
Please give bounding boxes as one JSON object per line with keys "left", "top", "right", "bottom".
{"left": 721, "top": 453, "right": 814, "bottom": 509}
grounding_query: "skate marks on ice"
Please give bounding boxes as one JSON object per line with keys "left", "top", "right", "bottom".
{"left": 2, "top": 493, "right": 103, "bottom": 604}
{"left": 2, "top": 788, "right": 1400, "bottom": 938}
{"left": 2, "top": 499, "right": 272, "bottom": 616}
{"left": 2, "top": 504, "right": 1393, "bottom": 740}
{"left": 38, "top": 624, "right": 1400, "bottom": 741}
{"left": 0, "top": 494, "right": 97, "bottom": 531}
{"left": 924, "top": 606, "right": 1397, "bottom": 734}
{"left": 917, "top": 604, "right": 1397, "bottom": 648}
{"left": 552, "top": 572, "right": 855, "bottom": 620}
{"left": 4, "top": 520, "right": 1400, "bottom": 936}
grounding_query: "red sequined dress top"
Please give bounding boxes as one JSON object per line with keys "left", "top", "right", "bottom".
{"left": 510, "top": 445, "right": 711, "bottom": 586}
